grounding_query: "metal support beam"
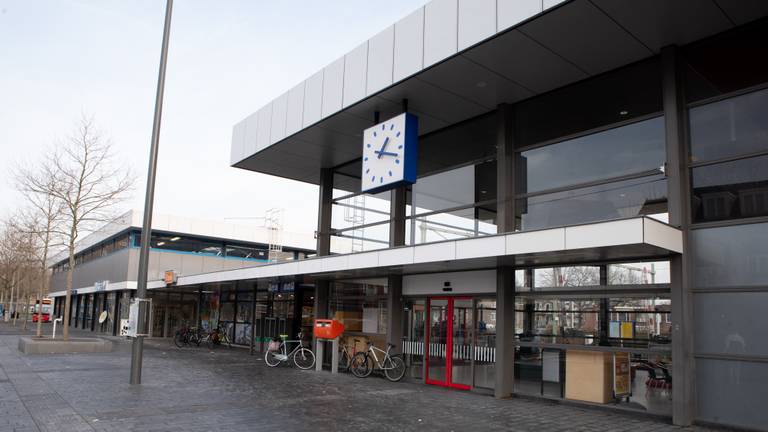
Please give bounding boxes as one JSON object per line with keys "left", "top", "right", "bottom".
{"left": 250, "top": 284, "right": 257, "bottom": 356}
{"left": 386, "top": 275, "right": 403, "bottom": 349}
{"left": 496, "top": 104, "right": 516, "bottom": 233}
{"left": 291, "top": 277, "right": 304, "bottom": 339}
{"left": 495, "top": 266, "right": 515, "bottom": 398}
{"left": 662, "top": 45, "right": 695, "bottom": 427}
{"left": 390, "top": 187, "right": 406, "bottom": 247}
{"left": 316, "top": 168, "right": 333, "bottom": 257}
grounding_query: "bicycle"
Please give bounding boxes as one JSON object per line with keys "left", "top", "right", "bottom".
{"left": 338, "top": 339, "right": 362, "bottom": 372}
{"left": 173, "top": 325, "right": 199, "bottom": 348}
{"left": 350, "top": 341, "right": 406, "bottom": 382}
{"left": 199, "top": 325, "right": 232, "bottom": 349}
{"left": 264, "top": 332, "right": 315, "bottom": 369}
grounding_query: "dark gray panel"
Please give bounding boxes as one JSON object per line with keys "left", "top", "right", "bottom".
{"left": 592, "top": 0, "right": 732, "bottom": 51}
{"left": 694, "top": 292, "right": 768, "bottom": 357}
{"left": 714, "top": 0, "right": 768, "bottom": 25}
{"left": 519, "top": 0, "right": 652, "bottom": 75}
{"left": 696, "top": 358, "right": 768, "bottom": 430}
{"left": 692, "top": 223, "right": 768, "bottom": 288}
{"left": 378, "top": 77, "right": 488, "bottom": 126}
{"left": 463, "top": 29, "right": 588, "bottom": 93}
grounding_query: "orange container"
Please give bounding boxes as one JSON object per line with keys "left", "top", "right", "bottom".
{"left": 314, "top": 319, "right": 345, "bottom": 339}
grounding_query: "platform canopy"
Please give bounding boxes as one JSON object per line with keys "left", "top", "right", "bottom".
{"left": 230, "top": 0, "right": 768, "bottom": 187}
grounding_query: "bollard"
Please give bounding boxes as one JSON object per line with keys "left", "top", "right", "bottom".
{"left": 52, "top": 317, "right": 63, "bottom": 339}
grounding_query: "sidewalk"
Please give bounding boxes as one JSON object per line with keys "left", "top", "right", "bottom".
{"left": 0, "top": 322, "right": 718, "bottom": 432}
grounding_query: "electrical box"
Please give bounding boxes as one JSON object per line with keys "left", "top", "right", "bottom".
{"left": 314, "top": 319, "right": 345, "bottom": 339}
{"left": 123, "top": 298, "right": 152, "bottom": 337}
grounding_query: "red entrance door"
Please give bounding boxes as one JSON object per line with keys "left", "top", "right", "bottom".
{"left": 425, "top": 297, "right": 473, "bottom": 389}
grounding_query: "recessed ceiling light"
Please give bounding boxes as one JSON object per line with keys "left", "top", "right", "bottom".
{"left": 170, "top": 236, "right": 181, "bottom": 241}
{"left": 157, "top": 241, "right": 165, "bottom": 246}
{"left": 619, "top": 110, "right": 629, "bottom": 116}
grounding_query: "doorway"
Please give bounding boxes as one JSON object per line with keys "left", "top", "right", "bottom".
{"left": 426, "top": 297, "right": 473, "bottom": 389}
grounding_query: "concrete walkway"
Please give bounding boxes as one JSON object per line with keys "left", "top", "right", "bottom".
{"left": 0, "top": 322, "right": 719, "bottom": 432}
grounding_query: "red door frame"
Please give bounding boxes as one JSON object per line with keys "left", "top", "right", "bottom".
{"left": 425, "top": 296, "right": 472, "bottom": 390}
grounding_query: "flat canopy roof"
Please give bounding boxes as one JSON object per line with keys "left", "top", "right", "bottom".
{"left": 175, "top": 217, "right": 681, "bottom": 286}
{"left": 230, "top": 0, "right": 768, "bottom": 186}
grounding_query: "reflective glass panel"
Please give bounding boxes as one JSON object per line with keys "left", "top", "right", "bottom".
{"left": 692, "top": 223, "right": 768, "bottom": 288}
{"left": 518, "top": 117, "right": 665, "bottom": 195}
{"left": 691, "top": 154, "right": 768, "bottom": 223}
{"left": 517, "top": 175, "right": 668, "bottom": 231}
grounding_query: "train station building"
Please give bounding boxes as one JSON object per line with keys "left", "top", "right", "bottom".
{"left": 53, "top": 1, "right": 768, "bottom": 430}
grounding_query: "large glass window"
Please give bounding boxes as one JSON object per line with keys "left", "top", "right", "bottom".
{"left": 691, "top": 154, "right": 768, "bottom": 222}
{"left": 692, "top": 223, "right": 768, "bottom": 289}
{"left": 329, "top": 279, "right": 388, "bottom": 338}
{"left": 696, "top": 359, "right": 768, "bottom": 430}
{"left": 518, "top": 117, "right": 666, "bottom": 195}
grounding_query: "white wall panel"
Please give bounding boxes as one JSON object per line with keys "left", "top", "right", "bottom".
{"left": 378, "top": 247, "right": 414, "bottom": 267}
{"left": 243, "top": 112, "right": 259, "bottom": 157}
{"left": 285, "top": 81, "right": 305, "bottom": 136}
{"left": 543, "top": 0, "right": 565, "bottom": 9}
{"left": 643, "top": 219, "right": 683, "bottom": 253}
{"left": 366, "top": 25, "right": 395, "bottom": 96}
{"left": 394, "top": 7, "right": 425, "bottom": 82}
{"left": 565, "top": 219, "right": 643, "bottom": 250}
{"left": 342, "top": 42, "right": 369, "bottom": 108}
{"left": 322, "top": 57, "right": 345, "bottom": 117}
{"left": 414, "top": 241, "right": 456, "bottom": 263}
{"left": 255, "top": 104, "right": 272, "bottom": 152}
{"left": 347, "top": 251, "right": 379, "bottom": 269}
{"left": 458, "top": 0, "right": 496, "bottom": 51}
{"left": 270, "top": 92, "right": 288, "bottom": 143}
{"left": 302, "top": 70, "right": 324, "bottom": 127}
{"left": 404, "top": 270, "right": 496, "bottom": 295}
{"left": 424, "top": 0, "right": 458, "bottom": 67}
{"left": 506, "top": 228, "right": 565, "bottom": 254}
{"left": 321, "top": 255, "right": 349, "bottom": 272}
{"left": 297, "top": 258, "right": 323, "bottom": 274}
{"left": 497, "top": 0, "right": 542, "bottom": 31}
{"left": 455, "top": 235, "right": 505, "bottom": 260}
{"left": 230, "top": 119, "right": 246, "bottom": 165}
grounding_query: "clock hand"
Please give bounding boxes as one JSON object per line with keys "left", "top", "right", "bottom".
{"left": 374, "top": 150, "right": 398, "bottom": 157}
{"left": 377, "top": 137, "right": 390, "bottom": 159}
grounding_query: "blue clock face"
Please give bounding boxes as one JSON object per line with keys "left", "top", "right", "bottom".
{"left": 361, "top": 112, "right": 417, "bottom": 193}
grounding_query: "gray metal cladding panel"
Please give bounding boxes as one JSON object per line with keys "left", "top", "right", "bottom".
{"left": 50, "top": 249, "right": 133, "bottom": 292}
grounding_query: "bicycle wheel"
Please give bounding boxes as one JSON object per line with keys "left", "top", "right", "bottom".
{"left": 173, "top": 331, "right": 186, "bottom": 348}
{"left": 338, "top": 350, "right": 351, "bottom": 372}
{"left": 350, "top": 352, "right": 372, "bottom": 378}
{"left": 265, "top": 349, "right": 282, "bottom": 367}
{"left": 223, "top": 335, "right": 232, "bottom": 348}
{"left": 384, "top": 355, "right": 406, "bottom": 382}
{"left": 293, "top": 347, "right": 316, "bottom": 370}
{"left": 205, "top": 336, "right": 215, "bottom": 350}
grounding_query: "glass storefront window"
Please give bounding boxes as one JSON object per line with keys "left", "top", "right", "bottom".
{"left": 533, "top": 266, "right": 601, "bottom": 289}
{"left": 693, "top": 223, "right": 768, "bottom": 289}
{"left": 403, "top": 298, "right": 425, "bottom": 380}
{"left": 691, "top": 154, "right": 768, "bottom": 223}
{"left": 474, "top": 298, "right": 496, "bottom": 389}
{"left": 608, "top": 261, "right": 671, "bottom": 285}
{"left": 689, "top": 88, "right": 768, "bottom": 163}
{"left": 329, "top": 280, "right": 388, "bottom": 337}
{"left": 518, "top": 117, "right": 666, "bottom": 195}
{"left": 517, "top": 175, "right": 668, "bottom": 231}
{"left": 408, "top": 206, "right": 498, "bottom": 244}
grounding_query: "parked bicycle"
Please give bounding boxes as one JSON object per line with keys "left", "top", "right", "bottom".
{"left": 338, "top": 338, "right": 363, "bottom": 372}
{"left": 200, "top": 325, "right": 232, "bottom": 349}
{"left": 350, "top": 341, "right": 406, "bottom": 382}
{"left": 265, "top": 332, "right": 315, "bottom": 369}
{"left": 173, "top": 325, "right": 201, "bottom": 348}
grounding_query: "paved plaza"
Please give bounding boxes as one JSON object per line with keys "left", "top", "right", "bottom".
{"left": 0, "top": 323, "right": 717, "bottom": 432}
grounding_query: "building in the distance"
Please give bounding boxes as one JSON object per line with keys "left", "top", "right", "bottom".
{"left": 48, "top": 210, "right": 315, "bottom": 342}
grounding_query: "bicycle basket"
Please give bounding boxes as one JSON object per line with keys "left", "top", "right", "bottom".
{"left": 267, "top": 340, "right": 281, "bottom": 351}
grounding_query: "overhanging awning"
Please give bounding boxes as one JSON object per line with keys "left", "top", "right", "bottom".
{"left": 177, "top": 217, "right": 681, "bottom": 285}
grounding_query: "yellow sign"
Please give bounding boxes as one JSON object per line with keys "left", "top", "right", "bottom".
{"left": 620, "top": 322, "right": 634, "bottom": 339}
{"left": 164, "top": 270, "right": 177, "bottom": 285}
{"left": 614, "top": 352, "right": 631, "bottom": 397}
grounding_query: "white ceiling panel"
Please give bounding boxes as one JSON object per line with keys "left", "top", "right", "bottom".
{"left": 458, "top": 0, "right": 496, "bottom": 51}
{"left": 322, "top": 57, "right": 345, "bottom": 118}
{"left": 419, "top": 55, "right": 534, "bottom": 109}
{"left": 497, "top": 0, "right": 542, "bottom": 31}
{"left": 424, "top": 0, "right": 458, "bottom": 67}
{"left": 393, "top": 7, "right": 425, "bottom": 83}
{"left": 715, "top": 0, "right": 768, "bottom": 25}
{"left": 342, "top": 42, "right": 369, "bottom": 108}
{"left": 519, "top": 0, "right": 652, "bottom": 75}
{"left": 592, "top": 0, "right": 733, "bottom": 51}
{"left": 366, "top": 26, "right": 395, "bottom": 96}
{"left": 463, "top": 29, "right": 587, "bottom": 94}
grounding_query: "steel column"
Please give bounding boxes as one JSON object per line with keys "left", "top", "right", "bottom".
{"left": 316, "top": 168, "right": 334, "bottom": 257}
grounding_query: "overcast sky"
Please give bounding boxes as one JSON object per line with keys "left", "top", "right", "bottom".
{"left": 0, "top": 0, "right": 427, "bottom": 235}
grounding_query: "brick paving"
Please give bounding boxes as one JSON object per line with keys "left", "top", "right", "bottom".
{"left": 0, "top": 322, "right": 720, "bottom": 432}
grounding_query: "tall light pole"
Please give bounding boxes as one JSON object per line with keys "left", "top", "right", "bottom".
{"left": 130, "top": 0, "right": 173, "bottom": 385}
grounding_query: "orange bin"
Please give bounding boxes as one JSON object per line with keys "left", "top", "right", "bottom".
{"left": 314, "top": 319, "right": 345, "bottom": 339}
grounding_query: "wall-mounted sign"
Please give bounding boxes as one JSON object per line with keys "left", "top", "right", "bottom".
{"left": 613, "top": 352, "right": 631, "bottom": 398}
{"left": 164, "top": 270, "right": 177, "bottom": 285}
{"left": 94, "top": 281, "right": 109, "bottom": 292}
{"left": 361, "top": 112, "right": 418, "bottom": 194}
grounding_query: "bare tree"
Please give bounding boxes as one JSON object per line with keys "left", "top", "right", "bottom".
{"left": 0, "top": 220, "right": 36, "bottom": 325}
{"left": 21, "top": 116, "right": 133, "bottom": 340}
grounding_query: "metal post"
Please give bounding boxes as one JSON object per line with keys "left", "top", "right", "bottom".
{"left": 250, "top": 284, "right": 257, "bottom": 356}
{"left": 130, "top": 0, "right": 173, "bottom": 385}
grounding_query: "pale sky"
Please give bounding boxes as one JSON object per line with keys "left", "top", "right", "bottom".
{"left": 0, "top": 0, "right": 427, "bottom": 235}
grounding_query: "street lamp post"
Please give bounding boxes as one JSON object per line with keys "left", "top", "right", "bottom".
{"left": 130, "top": 0, "right": 173, "bottom": 385}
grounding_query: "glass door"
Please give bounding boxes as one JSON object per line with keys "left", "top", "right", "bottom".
{"left": 426, "top": 297, "right": 472, "bottom": 389}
